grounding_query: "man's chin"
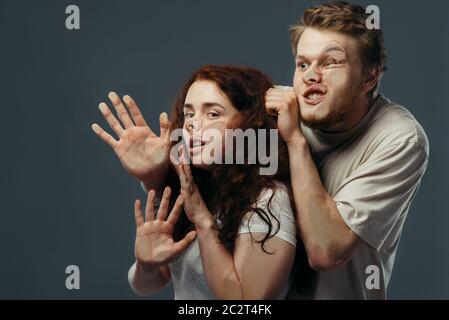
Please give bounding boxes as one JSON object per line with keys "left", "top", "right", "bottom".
{"left": 299, "top": 107, "right": 330, "bottom": 130}
{"left": 300, "top": 111, "right": 349, "bottom": 132}
{"left": 300, "top": 118, "right": 325, "bottom": 130}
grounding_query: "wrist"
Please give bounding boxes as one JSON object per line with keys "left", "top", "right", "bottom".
{"left": 136, "top": 260, "right": 160, "bottom": 273}
{"left": 194, "top": 213, "right": 215, "bottom": 232}
{"left": 141, "top": 175, "right": 164, "bottom": 191}
{"left": 286, "top": 129, "right": 308, "bottom": 150}
{"left": 141, "top": 163, "right": 170, "bottom": 188}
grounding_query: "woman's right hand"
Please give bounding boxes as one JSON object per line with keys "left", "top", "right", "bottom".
{"left": 134, "top": 186, "right": 197, "bottom": 268}
{"left": 91, "top": 91, "right": 171, "bottom": 184}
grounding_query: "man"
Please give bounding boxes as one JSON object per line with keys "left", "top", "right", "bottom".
{"left": 265, "top": 1, "right": 429, "bottom": 299}
{"left": 91, "top": 1, "right": 429, "bottom": 300}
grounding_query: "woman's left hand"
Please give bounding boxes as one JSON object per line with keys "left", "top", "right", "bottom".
{"left": 175, "top": 146, "right": 215, "bottom": 230}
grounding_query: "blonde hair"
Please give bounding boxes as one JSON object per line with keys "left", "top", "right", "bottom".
{"left": 290, "top": 1, "right": 387, "bottom": 76}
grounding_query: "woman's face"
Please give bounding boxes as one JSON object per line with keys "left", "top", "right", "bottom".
{"left": 182, "top": 80, "right": 240, "bottom": 169}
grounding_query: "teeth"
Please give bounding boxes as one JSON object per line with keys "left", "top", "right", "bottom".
{"left": 192, "top": 141, "right": 202, "bottom": 147}
{"left": 307, "top": 93, "right": 323, "bottom": 100}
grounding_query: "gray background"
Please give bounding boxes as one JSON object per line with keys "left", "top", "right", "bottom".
{"left": 0, "top": 0, "right": 447, "bottom": 299}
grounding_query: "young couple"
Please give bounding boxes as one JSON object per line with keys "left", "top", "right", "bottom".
{"left": 91, "top": 2, "right": 429, "bottom": 300}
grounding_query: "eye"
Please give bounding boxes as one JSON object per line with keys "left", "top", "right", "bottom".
{"left": 324, "top": 58, "right": 339, "bottom": 67}
{"left": 297, "top": 61, "right": 309, "bottom": 70}
{"left": 207, "top": 111, "right": 219, "bottom": 119}
{"left": 184, "top": 112, "right": 194, "bottom": 118}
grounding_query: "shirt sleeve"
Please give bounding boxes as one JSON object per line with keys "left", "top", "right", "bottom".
{"left": 140, "top": 181, "right": 149, "bottom": 193}
{"left": 333, "top": 141, "right": 429, "bottom": 251}
{"left": 238, "top": 185, "right": 297, "bottom": 247}
{"left": 127, "top": 261, "right": 140, "bottom": 295}
{"left": 140, "top": 181, "right": 161, "bottom": 207}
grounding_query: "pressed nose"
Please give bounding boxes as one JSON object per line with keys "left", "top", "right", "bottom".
{"left": 185, "top": 118, "right": 202, "bottom": 134}
{"left": 302, "top": 65, "right": 322, "bottom": 84}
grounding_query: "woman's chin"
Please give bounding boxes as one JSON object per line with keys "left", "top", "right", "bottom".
{"left": 190, "top": 161, "right": 213, "bottom": 171}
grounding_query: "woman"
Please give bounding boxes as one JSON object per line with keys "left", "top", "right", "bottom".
{"left": 128, "top": 65, "right": 299, "bottom": 299}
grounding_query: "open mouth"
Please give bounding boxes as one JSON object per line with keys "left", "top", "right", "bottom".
{"left": 303, "top": 85, "right": 328, "bottom": 105}
{"left": 189, "top": 137, "right": 207, "bottom": 151}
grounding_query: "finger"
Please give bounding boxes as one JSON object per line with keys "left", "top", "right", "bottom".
{"left": 108, "top": 91, "right": 135, "bottom": 129}
{"left": 266, "top": 87, "right": 295, "bottom": 95}
{"left": 134, "top": 199, "right": 144, "bottom": 227}
{"left": 174, "top": 146, "right": 188, "bottom": 188}
{"left": 265, "top": 102, "right": 281, "bottom": 116}
{"left": 99, "top": 102, "right": 124, "bottom": 137}
{"left": 265, "top": 90, "right": 297, "bottom": 101}
{"left": 178, "top": 162, "right": 187, "bottom": 191}
{"left": 265, "top": 97, "right": 298, "bottom": 111}
{"left": 145, "top": 190, "right": 156, "bottom": 222}
{"left": 182, "top": 163, "right": 192, "bottom": 184}
{"left": 91, "top": 123, "right": 118, "bottom": 149}
{"left": 157, "top": 186, "right": 172, "bottom": 221}
{"left": 265, "top": 91, "right": 294, "bottom": 100}
{"left": 267, "top": 86, "right": 294, "bottom": 94}
{"left": 266, "top": 88, "right": 286, "bottom": 96}
{"left": 178, "top": 144, "right": 185, "bottom": 163}
{"left": 173, "top": 164, "right": 187, "bottom": 194}
{"left": 172, "top": 150, "right": 183, "bottom": 174}
{"left": 170, "top": 145, "right": 181, "bottom": 166}
{"left": 167, "top": 195, "right": 184, "bottom": 225}
{"left": 159, "top": 112, "right": 171, "bottom": 139}
{"left": 180, "top": 144, "right": 191, "bottom": 165}
{"left": 265, "top": 94, "right": 290, "bottom": 101}
{"left": 182, "top": 163, "right": 196, "bottom": 194}
{"left": 173, "top": 230, "right": 197, "bottom": 253}
{"left": 273, "top": 85, "right": 294, "bottom": 91}
{"left": 123, "top": 95, "right": 151, "bottom": 129}
{"left": 181, "top": 145, "right": 193, "bottom": 185}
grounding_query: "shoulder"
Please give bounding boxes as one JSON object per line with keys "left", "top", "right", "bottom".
{"left": 367, "top": 96, "right": 429, "bottom": 157}
{"left": 243, "top": 182, "right": 295, "bottom": 228}
{"left": 256, "top": 182, "right": 291, "bottom": 208}
{"left": 239, "top": 182, "right": 297, "bottom": 246}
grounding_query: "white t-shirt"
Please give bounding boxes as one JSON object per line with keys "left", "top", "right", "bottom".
{"left": 287, "top": 94, "right": 429, "bottom": 300}
{"left": 129, "top": 183, "right": 297, "bottom": 299}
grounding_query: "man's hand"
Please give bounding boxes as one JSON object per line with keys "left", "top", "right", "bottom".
{"left": 265, "top": 86, "right": 302, "bottom": 144}
{"left": 91, "top": 92, "right": 171, "bottom": 185}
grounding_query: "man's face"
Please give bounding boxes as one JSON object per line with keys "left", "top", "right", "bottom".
{"left": 293, "top": 28, "right": 366, "bottom": 131}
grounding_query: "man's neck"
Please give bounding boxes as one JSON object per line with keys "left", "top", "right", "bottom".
{"left": 322, "top": 96, "right": 374, "bottom": 133}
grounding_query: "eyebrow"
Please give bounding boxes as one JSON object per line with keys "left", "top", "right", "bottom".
{"left": 183, "top": 102, "right": 225, "bottom": 109}
{"left": 321, "top": 45, "right": 346, "bottom": 55}
{"left": 296, "top": 45, "right": 346, "bottom": 61}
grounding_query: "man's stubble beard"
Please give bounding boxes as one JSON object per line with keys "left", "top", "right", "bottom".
{"left": 299, "top": 83, "right": 362, "bottom": 132}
